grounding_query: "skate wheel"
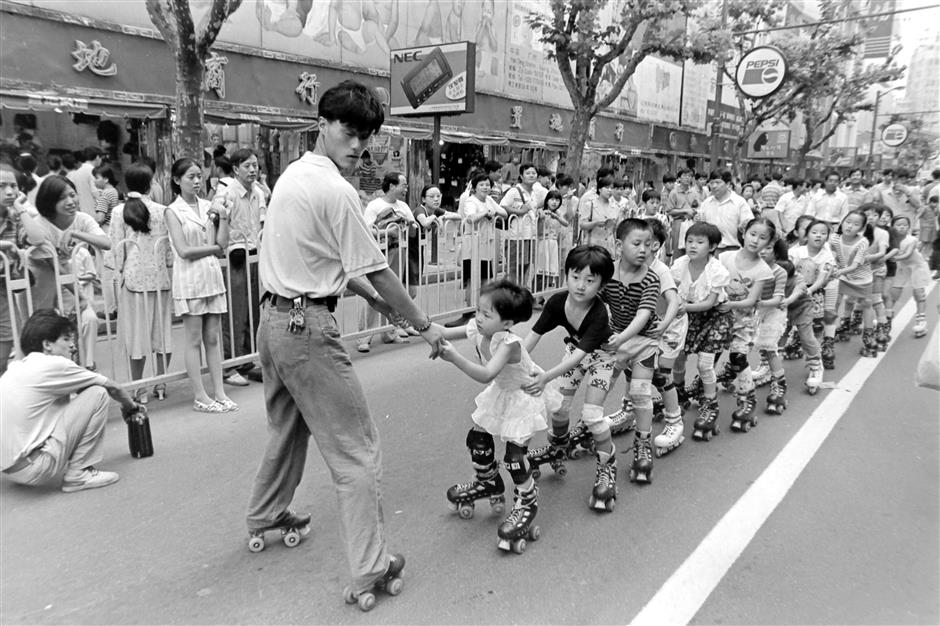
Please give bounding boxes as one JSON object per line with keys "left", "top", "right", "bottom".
{"left": 655, "top": 447, "right": 665, "bottom": 458}
{"left": 283, "top": 530, "right": 300, "bottom": 548}
{"left": 446, "top": 500, "right": 458, "bottom": 513}
{"left": 343, "top": 586, "right": 357, "bottom": 604}
{"left": 385, "top": 577, "right": 403, "bottom": 596}
{"left": 807, "top": 387, "right": 818, "bottom": 396}
{"left": 248, "top": 536, "right": 265, "bottom": 553}
{"left": 605, "top": 498, "right": 616, "bottom": 512}
{"left": 358, "top": 592, "right": 376, "bottom": 612}
{"left": 742, "top": 421, "right": 752, "bottom": 432}
{"left": 555, "top": 465, "right": 568, "bottom": 478}
{"left": 692, "top": 430, "right": 702, "bottom": 441}
{"left": 457, "top": 503, "right": 474, "bottom": 520}
{"left": 531, "top": 468, "right": 542, "bottom": 480}
{"left": 511, "top": 538, "right": 527, "bottom": 554}
{"left": 528, "top": 525, "right": 541, "bottom": 542}
{"left": 751, "top": 415, "right": 758, "bottom": 426}
{"left": 490, "top": 497, "right": 505, "bottom": 515}
{"left": 703, "top": 430, "right": 713, "bottom": 442}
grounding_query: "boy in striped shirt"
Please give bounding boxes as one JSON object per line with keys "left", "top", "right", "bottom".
{"left": 600, "top": 218, "right": 661, "bottom": 486}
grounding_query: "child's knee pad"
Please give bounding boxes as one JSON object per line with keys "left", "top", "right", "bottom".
{"left": 652, "top": 366, "right": 674, "bottom": 392}
{"left": 698, "top": 353, "right": 717, "bottom": 385}
{"left": 628, "top": 378, "right": 653, "bottom": 410}
{"left": 581, "top": 403, "right": 607, "bottom": 436}
{"left": 759, "top": 348, "right": 777, "bottom": 361}
{"left": 728, "top": 351, "right": 749, "bottom": 375}
{"left": 503, "top": 442, "right": 530, "bottom": 484}
{"left": 466, "top": 429, "right": 495, "bottom": 468}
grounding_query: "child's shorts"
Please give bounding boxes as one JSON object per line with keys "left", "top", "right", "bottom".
{"left": 788, "top": 297, "right": 814, "bottom": 328}
{"left": 613, "top": 335, "right": 659, "bottom": 371}
{"left": 658, "top": 314, "right": 689, "bottom": 361}
{"left": 755, "top": 307, "right": 787, "bottom": 351}
{"left": 729, "top": 310, "right": 760, "bottom": 354}
{"left": 838, "top": 280, "right": 873, "bottom": 301}
{"left": 556, "top": 343, "right": 616, "bottom": 394}
{"left": 893, "top": 262, "right": 932, "bottom": 290}
{"left": 685, "top": 308, "right": 734, "bottom": 355}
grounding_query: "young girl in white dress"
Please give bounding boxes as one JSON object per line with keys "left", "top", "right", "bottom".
{"left": 440, "top": 278, "right": 561, "bottom": 553}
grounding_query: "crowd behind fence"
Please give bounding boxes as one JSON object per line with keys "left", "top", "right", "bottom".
{"left": 0, "top": 214, "right": 579, "bottom": 391}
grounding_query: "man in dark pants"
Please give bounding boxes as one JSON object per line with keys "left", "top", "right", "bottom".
{"left": 245, "top": 81, "right": 444, "bottom": 605}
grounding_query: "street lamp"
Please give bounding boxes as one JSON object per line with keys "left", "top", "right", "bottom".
{"left": 867, "top": 86, "right": 903, "bottom": 178}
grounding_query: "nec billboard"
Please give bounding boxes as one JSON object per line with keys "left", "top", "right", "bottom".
{"left": 389, "top": 42, "right": 475, "bottom": 117}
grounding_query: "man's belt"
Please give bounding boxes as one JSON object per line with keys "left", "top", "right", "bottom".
{"left": 262, "top": 292, "right": 337, "bottom": 312}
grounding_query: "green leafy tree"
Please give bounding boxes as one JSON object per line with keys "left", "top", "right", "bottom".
{"left": 146, "top": 0, "right": 243, "bottom": 159}
{"left": 526, "top": 0, "right": 770, "bottom": 177}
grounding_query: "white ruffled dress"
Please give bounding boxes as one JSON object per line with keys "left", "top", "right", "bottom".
{"left": 467, "top": 321, "right": 560, "bottom": 445}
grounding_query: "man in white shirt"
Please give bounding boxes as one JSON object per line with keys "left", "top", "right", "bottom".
{"left": 248, "top": 81, "right": 442, "bottom": 601}
{"left": 358, "top": 171, "right": 417, "bottom": 350}
{"left": 698, "top": 169, "right": 753, "bottom": 252}
{"left": 842, "top": 168, "right": 871, "bottom": 211}
{"left": 500, "top": 162, "right": 542, "bottom": 288}
{"left": 66, "top": 146, "right": 102, "bottom": 217}
{"left": 877, "top": 167, "right": 922, "bottom": 236}
{"left": 1, "top": 310, "right": 143, "bottom": 492}
{"left": 774, "top": 177, "right": 811, "bottom": 233}
{"left": 807, "top": 170, "right": 849, "bottom": 227}
{"left": 213, "top": 147, "right": 267, "bottom": 385}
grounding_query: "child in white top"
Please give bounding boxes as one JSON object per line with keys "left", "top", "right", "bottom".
{"left": 889, "top": 215, "right": 932, "bottom": 337}
{"left": 788, "top": 220, "right": 835, "bottom": 385}
{"left": 440, "top": 278, "right": 560, "bottom": 551}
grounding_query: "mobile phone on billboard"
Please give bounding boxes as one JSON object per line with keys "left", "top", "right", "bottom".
{"left": 401, "top": 47, "right": 453, "bottom": 109}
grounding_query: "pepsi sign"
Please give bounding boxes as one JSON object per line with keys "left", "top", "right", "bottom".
{"left": 735, "top": 46, "right": 788, "bottom": 99}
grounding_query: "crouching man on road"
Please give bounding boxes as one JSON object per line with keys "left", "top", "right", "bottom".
{"left": 1, "top": 310, "right": 145, "bottom": 492}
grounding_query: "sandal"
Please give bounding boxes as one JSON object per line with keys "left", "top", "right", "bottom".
{"left": 153, "top": 384, "right": 166, "bottom": 401}
{"left": 215, "top": 398, "right": 239, "bottom": 412}
{"left": 193, "top": 399, "right": 227, "bottom": 413}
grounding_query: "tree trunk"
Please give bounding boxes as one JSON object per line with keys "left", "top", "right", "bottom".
{"left": 565, "top": 106, "right": 592, "bottom": 179}
{"left": 173, "top": 50, "right": 205, "bottom": 160}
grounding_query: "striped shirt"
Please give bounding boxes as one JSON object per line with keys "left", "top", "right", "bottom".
{"left": 760, "top": 263, "right": 788, "bottom": 300}
{"left": 600, "top": 267, "right": 661, "bottom": 338}
{"left": 829, "top": 233, "right": 872, "bottom": 285}
{"left": 94, "top": 186, "right": 120, "bottom": 227}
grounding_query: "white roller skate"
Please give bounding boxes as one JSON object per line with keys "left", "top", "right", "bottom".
{"left": 751, "top": 358, "right": 772, "bottom": 387}
{"left": 913, "top": 314, "right": 927, "bottom": 338}
{"left": 653, "top": 412, "right": 685, "bottom": 457}
{"left": 804, "top": 358, "right": 823, "bottom": 396}
{"left": 606, "top": 398, "right": 636, "bottom": 436}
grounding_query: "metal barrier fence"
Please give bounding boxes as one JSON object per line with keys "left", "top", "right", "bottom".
{"left": 0, "top": 214, "right": 576, "bottom": 392}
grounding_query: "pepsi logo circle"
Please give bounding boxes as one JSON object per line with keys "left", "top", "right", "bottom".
{"left": 735, "top": 46, "right": 788, "bottom": 99}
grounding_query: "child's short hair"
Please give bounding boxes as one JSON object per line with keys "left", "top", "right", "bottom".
{"left": 564, "top": 245, "right": 614, "bottom": 284}
{"left": 612, "top": 177, "right": 626, "bottom": 188}
{"left": 615, "top": 217, "right": 651, "bottom": 241}
{"left": 646, "top": 218, "right": 668, "bottom": 245}
{"left": 804, "top": 219, "right": 831, "bottom": 237}
{"left": 685, "top": 221, "right": 721, "bottom": 248}
{"left": 641, "top": 189, "right": 661, "bottom": 203}
{"left": 19, "top": 309, "right": 75, "bottom": 355}
{"left": 837, "top": 208, "right": 874, "bottom": 243}
{"left": 891, "top": 215, "right": 911, "bottom": 228}
{"left": 479, "top": 278, "right": 534, "bottom": 324}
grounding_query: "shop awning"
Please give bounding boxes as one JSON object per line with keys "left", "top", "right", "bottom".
{"left": 204, "top": 108, "right": 318, "bottom": 131}
{"left": 0, "top": 90, "right": 167, "bottom": 119}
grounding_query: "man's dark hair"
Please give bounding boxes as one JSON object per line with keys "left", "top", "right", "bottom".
{"left": 771, "top": 170, "right": 783, "bottom": 181}
{"left": 82, "top": 146, "right": 103, "bottom": 162}
{"left": 822, "top": 168, "right": 840, "bottom": 181}
{"left": 595, "top": 167, "right": 614, "bottom": 183}
{"left": 564, "top": 245, "right": 614, "bottom": 284}
{"left": 893, "top": 167, "right": 911, "bottom": 180}
{"left": 662, "top": 174, "right": 676, "bottom": 184}
{"left": 555, "top": 173, "right": 574, "bottom": 189}
{"left": 381, "top": 171, "right": 403, "bottom": 193}
{"left": 597, "top": 174, "right": 615, "bottom": 191}
{"left": 642, "top": 189, "right": 661, "bottom": 203}
{"left": 61, "top": 152, "right": 77, "bottom": 171}
{"left": 318, "top": 80, "right": 384, "bottom": 136}
{"left": 483, "top": 159, "right": 502, "bottom": 174}
{"left": 537, "top": 167, "right": 553, "bottom": 179}
{"left": 676, "top": 167, "right": 693, "bottom": 177}
{"left": 228, "top": 148, "right": 256, "bottom": 168}
{"left": 20, "top": 309, "right": 75, "bottom": 355}
{"left": 848, "top": 168, "right": 863, "bottom": 177}
{"left": 709, "top": 169, "right": 733, "bottom": 184}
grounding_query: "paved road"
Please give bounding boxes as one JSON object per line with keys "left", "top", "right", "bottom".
{"left": 2, "top": 293, "right": 937, "bottom": 625}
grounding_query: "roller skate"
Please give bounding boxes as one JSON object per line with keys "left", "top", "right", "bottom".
{"left": 247, "top": 509, "right": 311, "bottom": 553}
{"left": 716, "top": 362, "right": 736, "bottom": 392}
{"left": 681, "top": 376, "right": 704, "bottom": 408}
{"left": 859, "top": 328, "right": 878, "bottom": 357}
{"left": 913, "top": 314, "right": 927, "bottom": 338}
{"left": 765, "top": 376, "right": 788, "bottom": 415}
{"left": 653, "top": 412, "right": 685, "bottom": 457}
{"left": 497, "top": 485, "right": 540, "bottom": 554}
{"left": 730, "top": 390, "right": 758, "bottom": 432}
{"left": 446, "top": 469, "right": 505, "bottom": 520}
{"left": 875, "top": 322, "right": 889, "bottom": 351}
{"left": 567, "top": 421, "right": 595, "bottom": 459}
{"left": 607, "top": 398, "right": 637, "bottom": 436}
{"left": 343, "top": 553, "right": 405, "bottom": 611}
{"left": 804, "top": 358, "right": 823, "bottom": 396}
{"left": 885, "top": 316, "right": 893, "bottom": 333}
{"left": 527, "top": 432, "right": 569, "bottom": 480}
{"left": 751, "top": 357, "right": 772, "bottom": 387}
{"left": 692, "top": 397, "right": 720, "bottom": 441}
{"left": 588, "top": 448, "right": 617, "bottom": 512}
{"left": 820, "top": 336, "right": 835, "bottom": 370}
{"left": 834, "top": 317, "right": 852, "bottom": 342}
{"left": 782, "top": 328, "right": 803, "bottom": 360}
{"left": 628, "top": 435, "right": 653, "bottom": 484}
{"left": 848, "top": 310, "right": 863, "bottom": 336}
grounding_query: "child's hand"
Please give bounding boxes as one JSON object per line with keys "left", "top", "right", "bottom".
{"left": 602, "top": 332, "right": 627, "bottom": 352}
{"left": 439, "top": 339, "right": 459, "bottom": 363}
{"left": 521, "top": 371, "right": 547, "bottom": 396}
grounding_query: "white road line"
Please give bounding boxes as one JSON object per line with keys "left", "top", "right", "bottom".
{"left": 630, "top": 283, "right": 937, "bottom": 626}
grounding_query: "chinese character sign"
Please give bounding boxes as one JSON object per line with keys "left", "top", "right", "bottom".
{"left": 71, "top": 40, "right": 117, "bottom": 76}
{"left": 296, "top": 71, "right": 320, "bottom": 106}
{"left": 204, "top": 52, "right": 228, "bottom": 98}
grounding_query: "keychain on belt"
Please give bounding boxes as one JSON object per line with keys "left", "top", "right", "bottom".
{"left": 288, "top": 297, "right": 306, "bottom": 334}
